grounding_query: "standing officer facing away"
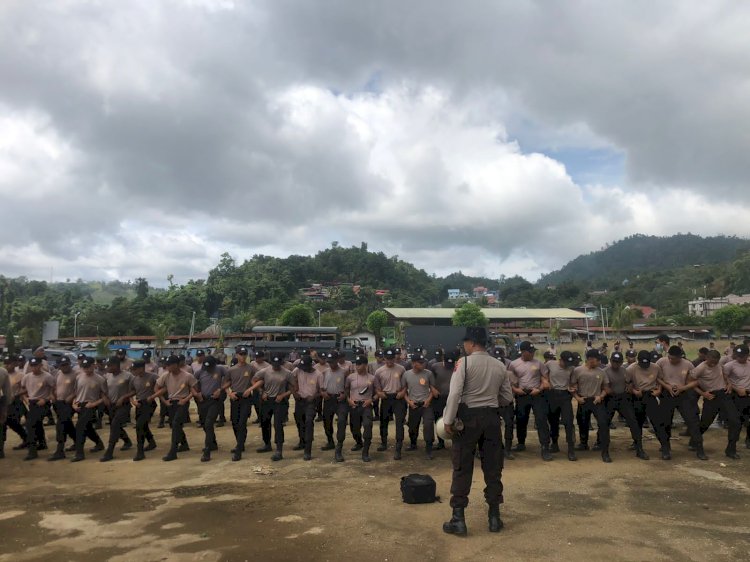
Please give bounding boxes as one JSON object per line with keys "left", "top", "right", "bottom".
{"left": 442, "top": 327, "right": 513, "bottom": 536}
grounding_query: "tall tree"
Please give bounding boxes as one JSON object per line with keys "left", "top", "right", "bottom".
{"left": 712, "top": 305, "right": 749, "bottom": 337}
{"left": 366, "top": 310, "right": 389, "bottom": 346}
{"left": 280, "top": 304, "right": 314, "bottom": 327}
{"left": 452, "top": 303, "right": 488, "bottom": 327}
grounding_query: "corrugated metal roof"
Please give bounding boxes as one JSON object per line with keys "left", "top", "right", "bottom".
{"left": 384, "top": 308, "right": 587, "bottom": 320}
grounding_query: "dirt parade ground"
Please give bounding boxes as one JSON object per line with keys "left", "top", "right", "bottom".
{"left": 1, "top": 411, "right": 749, "bottom": 562}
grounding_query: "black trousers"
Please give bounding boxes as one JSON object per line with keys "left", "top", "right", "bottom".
{"left": 733, "top": 394, "right": 750, "bottom": 439}
{"left": 26, "top": 402, "right": 47, "bottom": 449}
{"left": 217, "top": 391, "right": 227, "bottom": 422}
{"left": 323, "top": 396, "right": 349, "bottom": 443}
{"left": 135, "top": 401, "right": 156, "bottom": 448}
{"left": 5, "top": 398, "right": 28, "bottom": 444}
{"left": 167, "top": 401, "right": 189, "bottom": 454}
{"left": 379, "top": 394, "right": 406, "bottom": 444}
{"left": 350, "top": 403, "right": 373, "bottom": 444}
{"left": 106, "top": 404, "right": 131, "bottom": 449}
{"left": 577, "top": 398, "right": 610, "bottom": 449}
{"left": 199, "top": 397, "right": 221, "bottom": 450}
{"left": 699, "top": 390, "right": 740, "bottom": 443}
{"left": 407, "top": 403, "right": 435, "bottom": 444}
{"left": 606, "top": 393, "right": 642, "bottom": 443}
{"left": 660, "top": 392, "right": 702, "bottom": 445}
{"left": 547, "top": 390, "right": 575, "bottom": 445}
{"left": 632, "top": 393, "right": 670, "bottom": 449}
{"left": 450, "top": 406, "right": 504, "bottom": 509}
{"left": 74, "top": 405, "right": 103, "bottom": 456}
{"left": 260, "top": 398, "right": 289, "bottom": 445}
{"left": 515, "top": 394, "right": 550, "bottom": 446}
{"left": 294, "top": 398, "right": 317, "bottom": 450}
{"left": 53, "top": 401, "right": 77, "bottom": 445}
{"left": 433, "top": 396, "right": 447, "bottom": 419}
{"left": 230, "top": 396, "right": 252, "bottom": 450}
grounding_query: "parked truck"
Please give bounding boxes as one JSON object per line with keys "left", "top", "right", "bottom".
{"left": 403, "top": 326, "right": 516, "bottom": 358}
{"left": 246, "top": 326, "right": 363, "bottom": 360}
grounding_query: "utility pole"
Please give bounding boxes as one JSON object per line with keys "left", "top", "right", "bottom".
{"left": 187, "top": 311, "right": 196, "bottom": 346}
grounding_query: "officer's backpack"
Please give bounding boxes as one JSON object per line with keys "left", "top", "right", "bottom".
{"left": 400, "top": 473, "right": 437, "bottom": 504}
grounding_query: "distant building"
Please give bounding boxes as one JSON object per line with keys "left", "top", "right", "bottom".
{"left": 687, "top": 294, "right": 750, "bottom": 317}
{"left": 629, "top": 305, "right": 656, "bottom": 319}
{"left": 473, "top": 286, "right": 488, "bottom": 298}
{"left": 447, "top": 289, "right": 460, "bottom": 299}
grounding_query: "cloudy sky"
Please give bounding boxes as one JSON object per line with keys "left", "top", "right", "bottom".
{"left": 2, "top": 1, "right": 749, "bottom": 285}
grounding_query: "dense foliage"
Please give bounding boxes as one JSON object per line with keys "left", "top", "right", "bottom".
{"left": 3, "top": 236, "right": 750, "bottom": 349}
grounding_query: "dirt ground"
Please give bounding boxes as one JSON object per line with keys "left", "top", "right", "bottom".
{"left": 1, "top": 410, "right": 749, "bottom": 562}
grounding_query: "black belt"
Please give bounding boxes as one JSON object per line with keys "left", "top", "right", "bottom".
{"left": 385, "top": 393, "right": 399, "bottom": 399}
{"left": 414, "top": 401, "right": 425, "bottom": 408}
{"left": 353, "top": 400, "right": 369, "bottom": 406}
{"left": 28, "top": 399, "right": 46, "bottom": 406}
{"left": 463, "top": 406, "right": 500, "bottom": 412}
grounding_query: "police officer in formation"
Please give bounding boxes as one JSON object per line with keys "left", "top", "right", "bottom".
{"left": 3, "top": 339, "right": 748, "bottom": 472}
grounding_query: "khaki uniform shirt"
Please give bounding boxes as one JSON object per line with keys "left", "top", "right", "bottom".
{"left": 20, "top": 372, "right": 56, "bottom": 401}
{"left": 74, "top": 372, "right": 107, "bottom": 403}
{"left": 403, "top": 369, "right": 435, "bottom": 402}
{"left": 156, "top": 371, "right": 197, "bottom": 400}
{"left": 625, "top": 363, "right": 661, "bottom": 392}
{"left": 374, "top": 364, "right": 406, "bottom": 394}
{"left": 572, "top": 366, "right": 609, "bottom": 397}
{"left": 723, "top": 360, "right": 750, "bottom": 391}
{"left": 55, "top": 369, "right": 78, "bottom": 402}
{"left": 443, "top": 352, "right": 513, "bottom": 426}
{"left": 690, "top": 362, "right": 726, "bottom": 393}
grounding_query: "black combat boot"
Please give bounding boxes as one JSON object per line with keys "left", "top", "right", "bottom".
{"left": 660, "top": 445, "right": 671, "bottom": 461}
{"left": 394, "top": 441, "right": 403, "bottom": 460}
{"left": 376, "top": 439, "right": 388, "bottom": 452}
{"left": 120, "top": 439, "right": 133, "bottom": 452}
{"left": 725, "top": 442, "right": 740, "bottom": 460}
{"left": 145, "top": 438, "right": 157, "bottom": 451}
{"left": 601, "top": 449, "right": 612, "bottom": 463}
{"left": 293, "top": 441, "right": 304, "bottom": 451}
{"left": 635, "top": 442, "right": 650, "bottom": 460}
{"left": 133, "top": 444, "right": 146, "bottom": 461}
{"left": 541, "top": 445, "right": 553, "bottom": 462}
{"left": 100, "top": 444, "right": 115, "bottom": 462}
{"left": 407, "top": 439, "right": 417, "bottom": 451}
{"left": 567, "top": 443, "right": 577, "bottom": 461}
{"left": 696, "top": 444, "right": 708, "bottom": 461}
{"left": 488, "top": 505, "right": 503, "bottom": 533}
{"left": 256, "top": 442, "right": 272, "bottom": 453}
{"left": 48, "top": 443, "right": 66, "bottom": 461}
{"left": 351, "top": 439, "right": 364, "bottom": 452}
{"left": 436, "top": 438, "right": 445, "bottom": 450}
{"left": 504, "top": 439, "right": 515, "bottom": 460}
{"left": 575, "top": 441, "right": 588, "bottom": 451}
{"left": 362, "top": 442, "right": 371, "bottom": 463}
{"left": 334, "top": 443, "right": 344, "bottom": 462}
{"left": 24, "top": 444, "right": 38, "bottom": 461}
{"left": 271, "top": 444, "right": 283, "bottom": 461}
{"left": 443, "top": 507, "right": 467, "bottom": 536}
{"left": 200, "top": 448, "right": 211, "bottom": 462}
{"left": 549, "top": 440, "right": 560, "bottom": 453}
{"left": 321, "top": 438, "right": 335, "bottom": 451}
{"left": 425, "top": 442, "right": 433, "bottom": 460}
{"left": 511, "top": 442, "right": 525, "bottom": 452}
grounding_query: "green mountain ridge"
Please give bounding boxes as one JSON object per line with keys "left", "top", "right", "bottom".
{"left": 539, "top": 234, "right": 750, "bottom": 287}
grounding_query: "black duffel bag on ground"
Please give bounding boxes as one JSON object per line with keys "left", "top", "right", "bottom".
{"left": 400, "top": 473, "right": 437, "bottom": 504}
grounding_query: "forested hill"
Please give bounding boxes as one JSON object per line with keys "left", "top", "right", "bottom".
{"left": 539, "top": 234, "right": 750, "bottom": 286}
